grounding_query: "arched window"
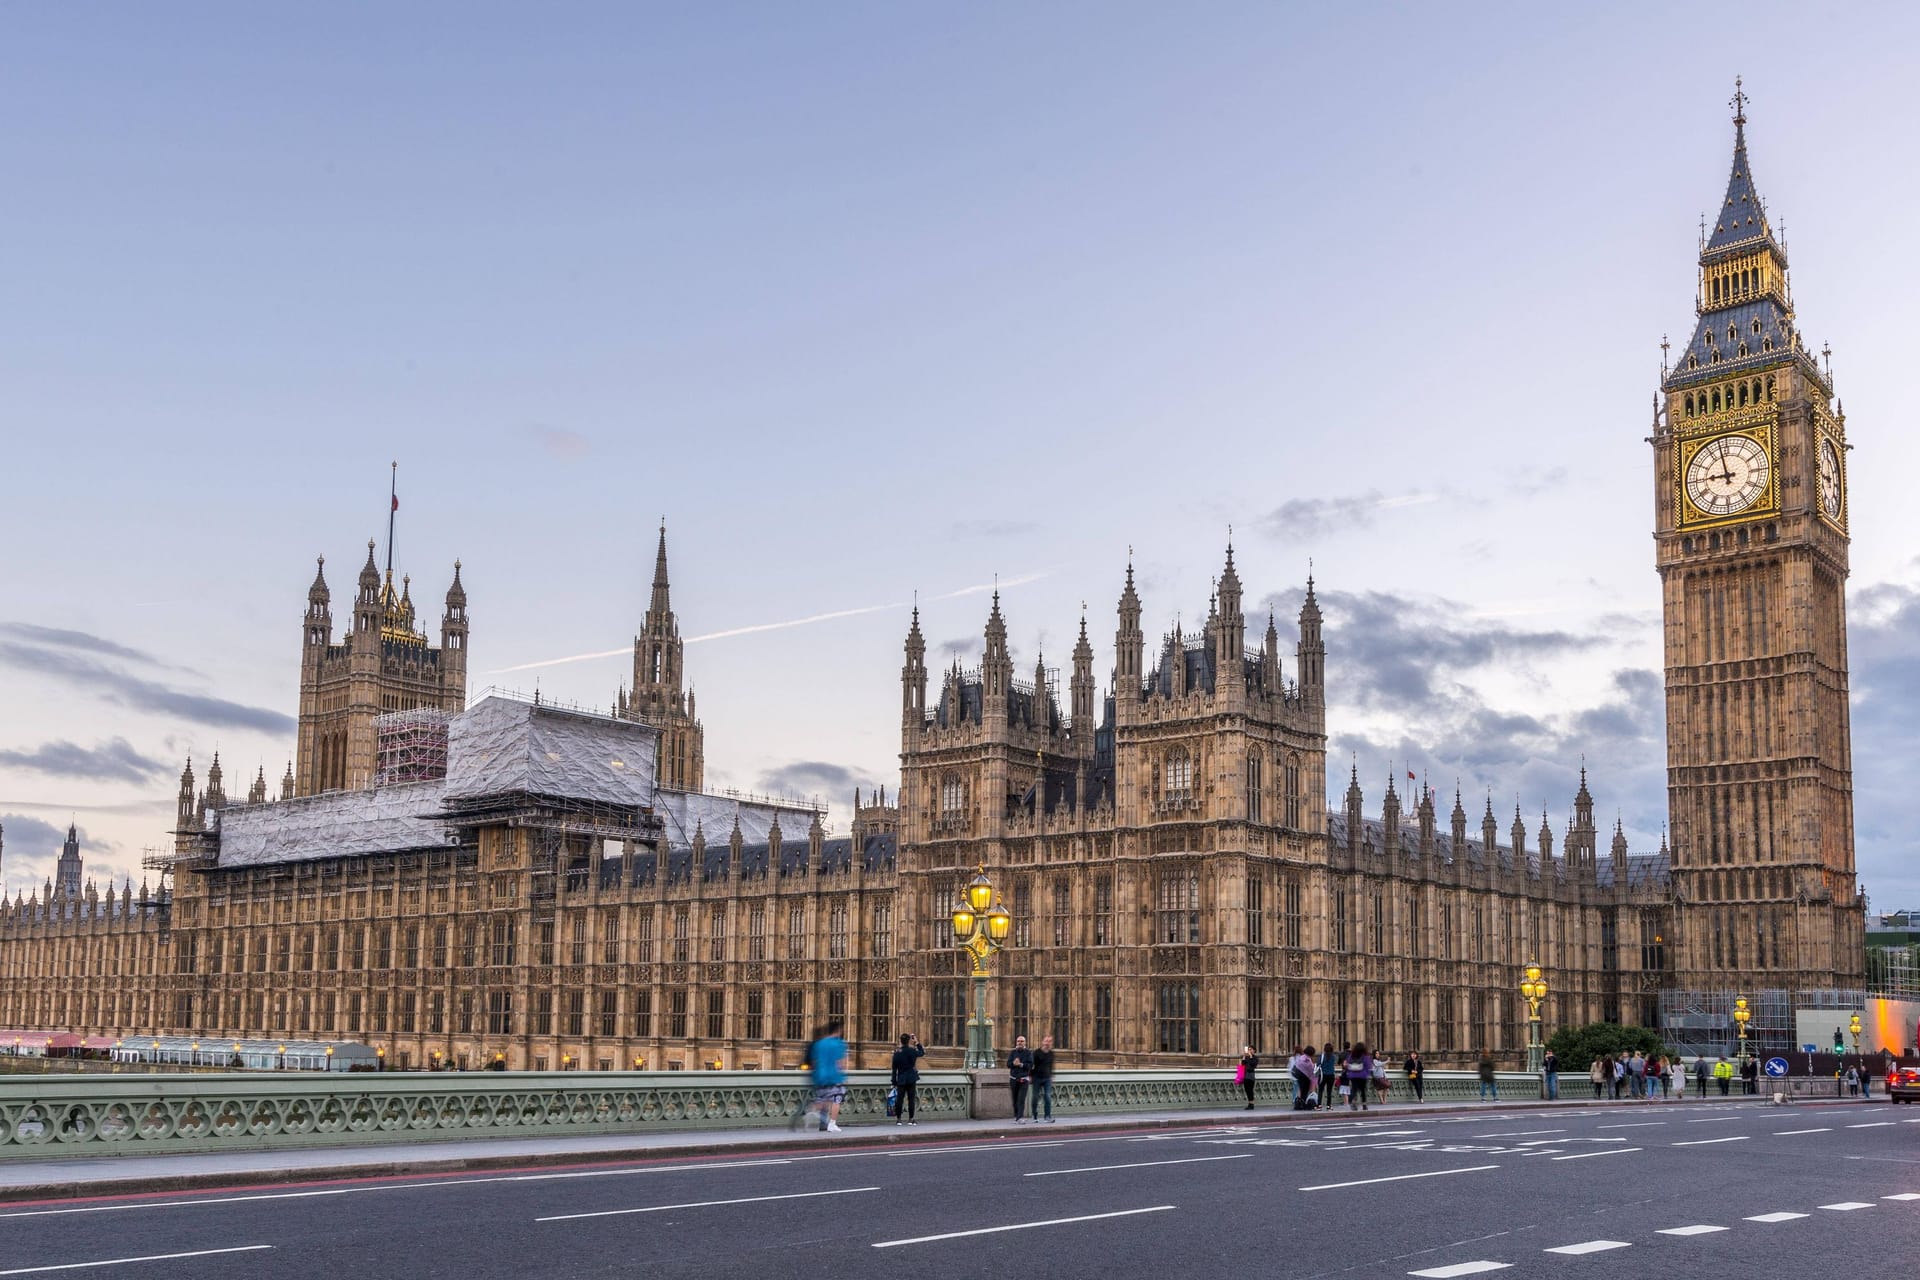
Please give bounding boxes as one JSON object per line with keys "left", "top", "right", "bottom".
{"left": 1738, "top": 382, "right": 1748, "bottom": 405}
{"left": 1164, "top": 750, "right": 1193, "bottom": 802}
{"left": 1284, "top": 753, "right": 1302, "bottom": 828}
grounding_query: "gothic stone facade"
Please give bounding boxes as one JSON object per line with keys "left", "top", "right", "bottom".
{"left": 0, "top": 98, "right": 1859, "bottom": 1068}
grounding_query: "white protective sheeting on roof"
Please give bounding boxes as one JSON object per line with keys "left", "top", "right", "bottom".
{"left": 444, "top": 696, "right": 658, "bottom": 806}
{"left": 655, "top": 790, "right": 817, "bottom": 851}
{"left": 214, "top": 781, "right": 450, "bottom": 867}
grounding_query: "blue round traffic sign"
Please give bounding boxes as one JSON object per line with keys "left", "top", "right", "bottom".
{"left": 1764, "top": 1057, "right": 1789, "bottom": 1077}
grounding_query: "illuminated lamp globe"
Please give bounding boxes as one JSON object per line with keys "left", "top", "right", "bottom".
{"left": 986, "top": 906, "right": 1013, "bottom": 942}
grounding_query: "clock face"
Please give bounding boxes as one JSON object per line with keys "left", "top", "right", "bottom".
{"left": 1685, "top": 434, "right": 1770, "bottom": 518}
{"left": 1818, "top": 438, "right": 1843, "bottom": 519}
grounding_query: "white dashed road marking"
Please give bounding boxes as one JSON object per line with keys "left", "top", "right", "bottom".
{"left": 1745, "top": 1212, "right": 1809, "bottom": 1222}
{"left": 1819, "top": 1202, "right": 1874, "bottom": 1211}
{"left": 1883, "top": 1193, "right": 1920, "bottom": 1201}
{"left": 1544, "top": 1240, "right": 1631, "bottom": 1255}
{"left": 1407, "top": 1264, "right": 1511, "bottom": 1278}
{"left": 1673, "top": 1136, "right": 1749, "bottom": 1146}
{"left": 1552, "top": 1147, "right": 1640, "bottom": 1160}
{"left": 0, "top": 1246, "right": 273, "bottom": 1276}
{"left": 1657, "top": 1224, "right": 1728, "bottom": 1235}
{"left": 872, "top": 1205, "right": 1175, "bottom": 1248}
{"left": 1300, "top": 1165, "right": 1499, "bottom": 1192}
{"left": 1598, "top": 1121, "right": 1667, "bottom": 1128}
{"left": 1025, "top": 1155, "right": 1251, "bottom": 1177}
{"left": 537, "top": 1186, "right": 878, "bottom": 1222}
{"left": 1774, "top": 1128, "right": 1830, "bottom": 1135}
{"left": 1848, "top": 1122, "right": 1895, "bottom": 1129}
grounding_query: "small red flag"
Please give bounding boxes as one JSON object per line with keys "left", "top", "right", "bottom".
{"left": 392, "top": 494, "right": 400, "bottom": 512}
{"left": 1407, "top": 771, "right": 1415, "bottom": 782}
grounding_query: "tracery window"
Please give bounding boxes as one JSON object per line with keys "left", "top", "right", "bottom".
{"left": 1164, "top": 750, "right": 1193, "bottom": 802}
{"left": 1157, "top": 868, "right": 1200, "bottom": 944}
{"left": 828, "top": 899, "right": 849, "bottom": 959}
{"left": 1093, "top": 874, "right": 1114, "bottom": 946}
{"left": 940, "top": 775, "right": 966, "bottom": 820}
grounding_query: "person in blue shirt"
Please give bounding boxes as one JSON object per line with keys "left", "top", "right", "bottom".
{"left": 790, "top": 1020, "right": 850, "bottom": 1133}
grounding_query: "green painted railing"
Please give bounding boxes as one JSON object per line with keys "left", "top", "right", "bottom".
{"left": 0, "top": 1065, "right": 1778, "bottom": 1160}
{"left": 0, "top": 1070, "right": 971, "bottom": 1158}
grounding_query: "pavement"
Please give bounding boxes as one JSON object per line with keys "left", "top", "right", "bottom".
{"left": 0, "top": 1092, "right": 1912, "bottom": 1279}
{"left": 0, "top": 1089, "right": 1792, "bottom": 1201}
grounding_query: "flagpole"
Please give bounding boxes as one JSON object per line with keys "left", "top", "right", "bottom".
{"left": 385, "top": 461, "right": 397, "bottom": 582}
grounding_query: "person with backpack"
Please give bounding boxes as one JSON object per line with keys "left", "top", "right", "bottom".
{"left": 1476, "top": 1051, "right": 1497, "bottom": 1101}
{"left": 890, "top": 1032, "right": 924, "bottom": 1126}
{"left": 1290, "top": 1045, "right": 1319, "bottom": 1110}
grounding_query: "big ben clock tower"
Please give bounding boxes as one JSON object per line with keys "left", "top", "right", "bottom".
{"left": 1655, "top": 82, "right": 1863, "bottom": 995}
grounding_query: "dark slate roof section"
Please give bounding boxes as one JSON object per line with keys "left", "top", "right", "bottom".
{"left": 665, "top": 846, "right": 693, "bottom": 885}
{"left": 632, "top": 848, "right": 658, "bottom": 884}
{"left": 739, "top": 841, "right": 770, "bottom": 879}
{"left": 862, "top": 831, "right": 897, "bottom": 873}
{"left": 932, "top": 674, "right": 985, "bottom": 729}
{"left": 1663, "top": 297, "right": 1811, "bottom": 392}
{"left": 702, "top": 842, "right": 731, "bottom": 882}
{"left": 1706, "top": 128, "right": 1771, "bottom": 253}
{"left": 1597, "top": 851, "right": 1671, "bottom": 891}
{"left": 779, "top": 838, "right": 809, "bottom": 876}
{"left": 1149, "top": 636, "right": 1216, "bottom": 698}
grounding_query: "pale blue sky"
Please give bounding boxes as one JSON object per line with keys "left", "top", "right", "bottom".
{"left": 4, "top": 5, "right": 1918, "bottom": 906}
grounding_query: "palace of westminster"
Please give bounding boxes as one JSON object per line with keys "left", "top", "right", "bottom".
{"left": 0, "top": 97, "right": 1867, "bottom": 1070}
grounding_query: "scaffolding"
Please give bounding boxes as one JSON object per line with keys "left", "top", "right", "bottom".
{"left": 1659, "top": 986, "right": 1867, "bottom": 1058}
{"left": 375, "top": 708, "right": 450, "bottom": 786}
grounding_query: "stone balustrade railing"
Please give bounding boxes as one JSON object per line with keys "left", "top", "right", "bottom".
{"left": 0, "top": 1066, "right": 1823, "bottom": 1159}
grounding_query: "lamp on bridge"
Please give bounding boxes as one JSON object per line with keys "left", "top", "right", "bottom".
{"left": 1518, "top": 961, "right": 1549, "bottom": 1076}
{"left": 1850, "top": 1012, "right": 1863, "bottom": 1062}
{"left": 1733, "top": 997, "right": 1751, "bottom": 1070}
{"left": 950, "top": 867, "right": 1015, "bottom": 1070}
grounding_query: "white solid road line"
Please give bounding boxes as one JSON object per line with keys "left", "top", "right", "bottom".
{"left": 1552, "top": 1147, "right": 1641, "bottom": 1161}
{"left": 1025, "top": 1155, "right": 1252, "bottom": 1177}
{"left": 1847, "top": 1122, "right": 1896, "bottom": 1129}
{"left": 1658, "top": 1225, "right": 1728, "bottom": 1235}
{"left": 871, "top": 1205, "right": 1175, "bottom": 1248}
{"left": 1774, "top": 1128, "right": 1831, "bottom": 1135}
{"left": 1745, "top": 1212, "right": 1809, "bottom": 1222}
{"left": 1472, "top": 1129, "right": 1565, "bottom": 1138}
{"left": 1686, "top": 1115, "right": 1744, "bottom": 1122}
{"left": 1673, "top": 1136, "right": 1749, "bottom": 1146}
{"left": 1407, "top": 1263, "right": 1512, "bottom": 1278}
{"left": 1818, "top": 1202, "right": 1875, "bottom": 1211}
{"left": 1300, "top": 1165, "right": 1499, "bottom": 1192}
{"left": 0, "top": 1246, "right": 273, "bottom": 1276}
{"left": 0, "top": 1160, "right": 800, "bottom": 1220}
{"left": 1544, "top": 1240, "right": 1631, "bottom": 1255}
{"left": 536, "top": 1186, "right": 878, "bottom": 1223}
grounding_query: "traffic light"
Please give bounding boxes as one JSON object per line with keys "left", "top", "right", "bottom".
{"left": 1834, "top": 1029, "right": 1846, "bottom": 1054}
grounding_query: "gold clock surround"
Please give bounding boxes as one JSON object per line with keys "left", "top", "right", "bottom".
{"left": 1675, "top": 422, "right": 1778, "bottom": 529}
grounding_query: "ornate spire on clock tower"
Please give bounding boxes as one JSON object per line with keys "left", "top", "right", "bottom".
{"left": 1654, "top": 82, "right": 1861, "bottom": 994}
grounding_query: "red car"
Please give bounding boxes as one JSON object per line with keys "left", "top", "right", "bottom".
{"left": 1888, "top": 1067, "right": 1920, "bottom": 1103}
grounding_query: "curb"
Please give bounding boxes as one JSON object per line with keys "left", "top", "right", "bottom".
{"left": 0, "top": 1093, "right": 1875, "bottom": 1205}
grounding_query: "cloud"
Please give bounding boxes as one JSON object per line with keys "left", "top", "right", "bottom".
{"left": 0, "top": 738, "right": 170, "bottom": 784}
{"left": 756, "top": 760, "right": 872, "bottom": 801}
{"left": 1262, "top": 491, "right": 1440, "bottom": 542}
{"left": 0, "top": 641, "right": 294, "bottom": 735}
{"left": 0, "top": 622, "right": 177, "bottom": 670}
{"left": 937, "top": 636, "right": 974, "bottom": 658}
{"left": 524, "top": 424, "right": 591, "bottom": 458}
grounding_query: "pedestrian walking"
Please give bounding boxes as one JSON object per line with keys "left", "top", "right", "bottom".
{"left": 1693, "top": 1055, "right": 1710, "bottom": 1098}
{"left": 890, "top": 1032, "right": 924, "bottom": 1126}
{"left": 1476, "top": 1051, "right": 1497, "bottom": 1100}
{"left": 1713, "top": 1054, "right": 1733, "bottom": 1096}
{"left": 1345, "top": 1043, "right": 1374, "bottom": 1110}
{"left": 789, "top": 1020, "right": 849, "bottom": 1133}
{"left": 1862, "top": 1060, "right": 1874, "bottom": 1100}
{"left": 1542, "top": 1048, "right": 1559, "bottom": 1101}
{"left": 1007, "top": 1035, "right": 1034, "bottom": 1122}
{"left": 1237, "top": 1045, "right": 1259, "bottom": 1110}
{"left": 1404, "top": 1050, "right": 1425, "bottom": 1102}
{"left": 1589, "top": 1057, "right": 1605, "bottom": 1099}
{"left": 1742, "top": 1057, "right": 1758, "bottom": 1095}
{"left": 1371, "top": 1051, "right": 1388, "bottom": 1103}
{"left": 1030, "top": 1035, "right": 1056, "bottom": 1121}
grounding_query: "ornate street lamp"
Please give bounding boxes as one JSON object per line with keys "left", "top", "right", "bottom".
{"left": 1733, "top": 997, "right": 1751, "bottom": 1070}
{"left": 1518, "top": 961, "right": 1549, "bottom": 1076}
{"left": 1849, "top": 1012, "right": 1863, "bottom": 1056}
{"left": 951, "top": 867, "right": 1015, "bottom": 1070}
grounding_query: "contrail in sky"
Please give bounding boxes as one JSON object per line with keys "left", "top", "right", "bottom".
{"left": 487, "top": 571, "right": 1050, "bottom": 675}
